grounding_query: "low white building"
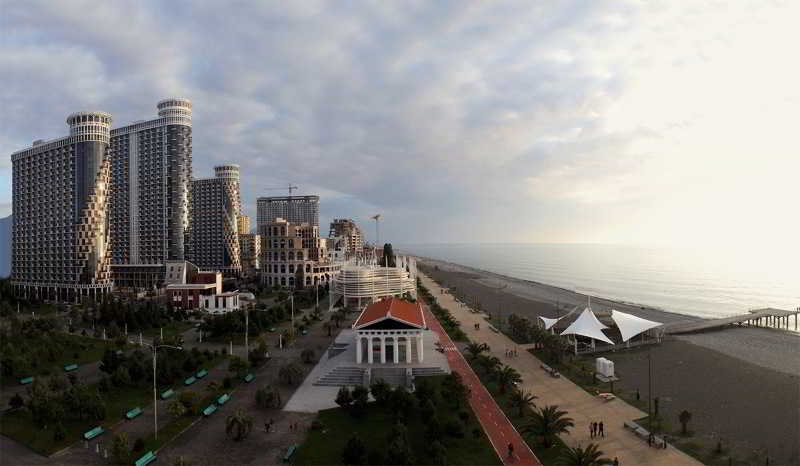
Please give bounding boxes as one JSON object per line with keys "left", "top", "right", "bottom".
{"left": 199, "top": 291, "right": 241, "bottom": 314}
{"left": 353, "top": 297, "right": 426, "bottom": 364}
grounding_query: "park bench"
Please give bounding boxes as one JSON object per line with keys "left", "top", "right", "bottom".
{"left": 196, "top": 369, "right": 208, "bottom": 379}
{"left": 269, "top": 327, "right": 277, "bottom": 333}
{"left": 217, "top": 393, "right": 230, "bottom": 405}
{"left": 184, "top": 376, "right": 196, "bottom": 386}
{"left": 244, "top": 373, "right": 255, "bottom": 383}
{"left": 19, "top": 376, "right": 34, "bottom": 385}
{"left": 283, "top": 444, "right": 298, "bottom": 463}
{"left": 83, "top": 426, "right": 104, "bottom": 440}
{"left": 64, "top": 363, "right": 79, "bottom": 372}
{"left": 125, "top": 407, "right": 143, "bottom": 420}
{"left": 134, "top": 450, "right": 156, "bottom": 466}
{"left": 161, "top": 389, "right": 175, "bottom": 400}
{"left": 202, "top": 404, "right": 217, "bottom": 416}
{"left": 540, "top": 363, "right": 560, "bottom": 378}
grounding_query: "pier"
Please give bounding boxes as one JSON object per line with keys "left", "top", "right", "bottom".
{"left": 664, "top": 307, "right": 800, "bottom": 335}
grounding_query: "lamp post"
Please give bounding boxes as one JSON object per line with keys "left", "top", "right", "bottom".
{"left": 131, "top": 340, "right": 182, "bottom": 440}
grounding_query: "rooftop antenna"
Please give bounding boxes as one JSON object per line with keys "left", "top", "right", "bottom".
{"left": 265, "top": 185, "right": 299, "bottom": 196}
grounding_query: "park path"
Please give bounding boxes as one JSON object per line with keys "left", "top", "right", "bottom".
{"left": 419, "top": 272, "right": 702, "bottom": 466}
{"left": 420, "top": 294, "right": 542, "bottom": 466}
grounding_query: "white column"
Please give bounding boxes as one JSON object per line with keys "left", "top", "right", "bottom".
{"left": 393, "top": 337, "right": 399, "bottom": 364}
{"left": 405, "top": 337, "right": 412, "bottom": 363}
{"left": 380, "top": 336, "right": 386, "bottom": 364}
{"left": 417, "top": 334, "right": 424, "bottom": 362}
{"left": 368, "top": 337, "right": 374, "bottom": 364}
{"left": 356, "top": 335, "right": 362, "bottom": 364}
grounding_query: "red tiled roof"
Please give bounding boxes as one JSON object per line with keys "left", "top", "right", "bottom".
{"left": 353, "top": 298, "right": 426, "bottom": 329}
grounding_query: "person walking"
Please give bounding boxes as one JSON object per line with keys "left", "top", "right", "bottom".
{"left": 507, "top": 442, "right": 514, "bottom": 460}
{"left": 599, "top": 421, "right": 605, "bottom": 438}
{"left": 613, "top": 457, "right": 619, "bottom": 466}
{"left": 592, "top": 422, "right": 597, "bottom": 439}
{"left": 589, "top": 421, "right": 595, "bottom": 438}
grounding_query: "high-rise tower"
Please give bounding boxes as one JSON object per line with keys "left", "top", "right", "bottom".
{"left": 189, "top": 165, "right": 242, "bottom": 276}
{"left": 11, "top": 111, "right": 114, "bottom": 301}
{"left": 256, "top": 195, "right": 319, "bottom": 229}
{"left": 109, "top": 98, "right": 192, "bottom": 265}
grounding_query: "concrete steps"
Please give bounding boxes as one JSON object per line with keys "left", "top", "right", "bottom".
{"left": 371, "top": 367, "right": 407, "bottom": 387}
{"left": 313, "top": 366, "right": 365, "bottom": 387}
{"left": 412, "top": 367, "right": 448, "bottom": 377}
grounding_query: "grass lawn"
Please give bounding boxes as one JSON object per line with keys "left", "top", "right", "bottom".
{"left": 293, "top": 378, "right": 500, "bottom": 466}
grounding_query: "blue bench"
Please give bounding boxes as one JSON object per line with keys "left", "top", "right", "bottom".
{"left": 202, "top": 404, "right": 217, "bottom": 416}
{"left": 19, "top": 376, "right": 34, "bottom": 385}
{"left": 184, "top": 376, "right": 196, "bottom": 386}
{"left": 196, "top": 369, "right": 208, "bottom": 379}
{"left": 244, "top": 373, "right": 254, "bottom": 383}
{"left": 283, "top": 444, "right": 298, "bottom": 462}
{"left": 217, "top": 393, "right": 230, "bottom": 405}
{"left": 161, "top": 388, "right": 175, "bottom": 400}
{"left": 83, "top": 426, "right": 104, "bottom": 440}
{"left": 134, "top": 451, "right": 156, "bottom": 466}
{"left": 64, "top": 363, "right": 79, "bottom": 372}
{"left": 125, "top": 407, "right": 143, "bottom": 420}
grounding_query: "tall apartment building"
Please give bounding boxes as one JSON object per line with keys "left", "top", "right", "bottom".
{"left": 256, "top": 195, "right": 319, "bottom": 228}
{"left": 189, "top": 165, "right": 241, "bottom": 276}
{"left": 238, "top": 233, "right": 261, "bottom": 277}
{"left": 329, "top": 218, "right": 364, "bottom": 254}
{"left": 109, "top": 98, "right": 192, "bottom": 266}
{"left": 259, "top": 218, "right": 340, "bottom": 288}
{"left": 11, "top": 111, "right": 114, "bottom": 301}
{"left": 237, "top": 215, "right": 251, "bottom": 234}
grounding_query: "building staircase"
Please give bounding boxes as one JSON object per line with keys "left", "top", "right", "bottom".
{"left": 313, "top": 366, "right": 366, "bottom": 387}
{"left": 411, "top": 367, "right": 448, "bottom": 377}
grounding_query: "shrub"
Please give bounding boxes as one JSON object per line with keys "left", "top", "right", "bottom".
{"left": 444, "top": 418, "right": 465, "bottom": 438}
{"left": 311, "top": 419, "right": 325, "bottom": 431}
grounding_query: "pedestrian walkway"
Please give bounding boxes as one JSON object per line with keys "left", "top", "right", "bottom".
{"left": 421, "top": 296, "right": 542, "bottom": 466}
{"left": 419, "top": 272, "right": 702, "bottom": 466}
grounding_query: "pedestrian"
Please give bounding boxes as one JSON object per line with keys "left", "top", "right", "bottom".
{"left": 592, "top": 422, "right": 597, "bottom": 438}
{"left": 648, "top": 433, "right": 653, "bottom": 446}
{"left": 507, "top": 442, "right": 514, "bottom": 459}
{"left": 599, "top": 421, "right": 604, "bottom": 438}
{"left": 264, "top": 422, "right": 269, "bottom": 433}
{"left": 613, "top": 457, "right": 619, "bottom": 466}
{"left": 514, "top": 348, "right": 518, "bottom": 357}
{"left": 589, "top": 421, "right": 594, "bottom": 438}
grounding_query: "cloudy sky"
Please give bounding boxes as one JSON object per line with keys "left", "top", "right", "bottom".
{"left": 1, "top": 0, "right": 798, "bottom": 252}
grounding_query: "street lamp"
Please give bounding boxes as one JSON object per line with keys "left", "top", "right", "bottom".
{"left": 130, "top": 340, "right": 182, "bottom": 440}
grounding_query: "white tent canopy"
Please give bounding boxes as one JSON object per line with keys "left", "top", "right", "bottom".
{"left": 539, "top": 316, "right": 561, "bottom": 330}
{"left": 560, "top": 308, "right": 614, "bottom": 344}
{"left": 611, "top": 310, "right": 663, "bottom": 342}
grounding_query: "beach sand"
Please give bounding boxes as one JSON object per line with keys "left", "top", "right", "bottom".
{"left": 417, "top": 257, "right": 800, "bottom": 464}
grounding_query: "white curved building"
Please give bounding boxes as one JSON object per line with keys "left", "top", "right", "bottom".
{"left": 329, "top": 256, "right": 417, "bottom": 311}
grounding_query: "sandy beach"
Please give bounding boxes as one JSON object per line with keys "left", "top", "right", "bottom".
{"left": 416, "top": 257, "right": 800, "bottom": 464}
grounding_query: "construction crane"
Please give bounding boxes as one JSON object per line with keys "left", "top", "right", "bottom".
{"left": 371, "top": 214, "right": 381, "bottom": 250}
{"left": 264, "top": 185, "right": 299, "bottom": 196}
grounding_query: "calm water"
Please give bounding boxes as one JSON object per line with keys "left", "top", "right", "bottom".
{"left": 400, "top": 243, "right": 800, "bottom": 319}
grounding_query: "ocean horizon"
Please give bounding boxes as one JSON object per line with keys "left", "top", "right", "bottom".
{"left": 399, "top": 243, "right": 800, "bottom": 321}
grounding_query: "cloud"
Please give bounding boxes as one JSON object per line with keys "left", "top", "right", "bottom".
{"left": 1, "top": 0, "right": 798, "bottom": 248}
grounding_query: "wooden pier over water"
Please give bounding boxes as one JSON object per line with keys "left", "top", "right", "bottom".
{"left": 664, "top": 307, "right": 800, "bottom": 334}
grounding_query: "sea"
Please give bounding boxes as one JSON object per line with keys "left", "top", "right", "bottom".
{"left": 399, "top": 243, "right": 800, "bottom": 320}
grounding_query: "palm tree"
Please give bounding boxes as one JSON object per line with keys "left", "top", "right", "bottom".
{"left": 225, "top": 408, "right": 253, "bottom": 441}
{"left": 508, "top": 389, "right": 537, "bottom": 417}
{"left": 494, "top": 365, "right": 522, "bottom": 394}
{"left": 278, "top": 362, "right": 303, "bottom": 385}
{"left": 465, "top": 342, "right": 490, "bottom": 360}
{"left": 557, "top": 443, "right": 612, "bottom": 466}
{"left": 523, "top": 405, "right": 574, "bottom": 448}
{"left": 476, "top": 354, "right": 501, "bottom": 375}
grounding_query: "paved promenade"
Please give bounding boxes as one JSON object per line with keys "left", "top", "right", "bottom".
{"left": 421, "top": 296, "right": 541, "bottom": 466}
{"left": 419, "top": 272, "right": 702, "bottom": 466}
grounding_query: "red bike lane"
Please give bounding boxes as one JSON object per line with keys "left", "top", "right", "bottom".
{"left": 421, "top": 301, "right": 542, "bottom": 466}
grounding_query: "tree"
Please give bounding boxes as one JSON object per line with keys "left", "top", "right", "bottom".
{"left": 465, "top": 342, "right": 489, "bottom": 360}
{"left": 8, "top": 393, "right": 23, "bottom": 410}
{"left": 441, "top": 372, "right": 469, "bottom": 408}
{"left": 278, "top": 362, "right": 302, "bottom": 385}
{"left": 167, "top": 400, "right": 187, "bottom": 418}
{"left": 225, "top": 409, "right": 254, "bottom": 441}
{"left": 111, "top": 433, "right": 131, "bottom": 464}
{"left": 370, "top": 379, "right": 391, "bottom": 405}
{"left": 228, "top": 356, "right": 248, "bottom": 377}
{"left": 112, "top": 366, "right": 132, "bottom": 387}
{"left": 336, "top": 386, "right": 353, "bottom": 409}
{"left": 679, "top": 410, "right": 692, "bottom": 435}
{"left": 351, "top": 385, "right": 369, "bottom": 417}
{"left": 300, "top": 348, "right": 315, "bottom": 364}
{"left": 475, "top": 354, "right": 501, "bottom": 375}
{"left": 388, "top": 386, "right": 416, "bottom": 422}
{"left": 178, "top": 390, "right": 200, "bottom": 415}
{"left": 523, "top": 405, "right": 575, "bottom": 448}
{"left": 557, "top": 443, "right": 612, "bottom": 466}
{"left": 494, "top": 365, "right": 522, "bottom": 394}
{"left": 255, "top": 385, "right": 282, "bottom": 409}
{"left": 341, "top": 434, "right": 368, "bottom": 465}
{"left": 508, "top": 389, "right": 538, "bottom": 417}
{"left": 428, "top": 440, "right": 447, "bottom": 466}
{"left": 384, "top": 422, "right": 414, "bottom": 465}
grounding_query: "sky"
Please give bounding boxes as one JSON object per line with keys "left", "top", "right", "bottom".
{"left": 1, "top": 0, "right": 798, "bottom": 255}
